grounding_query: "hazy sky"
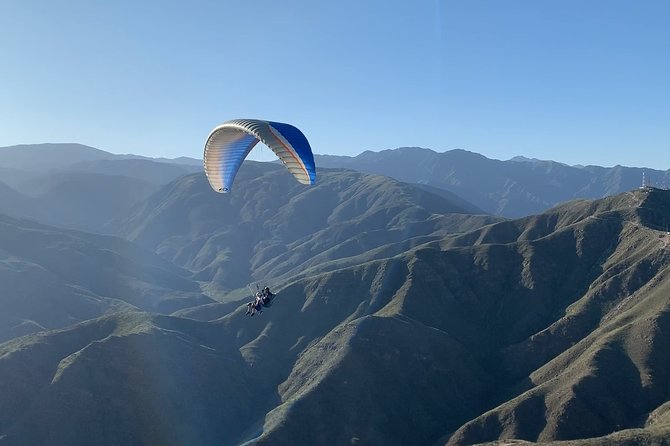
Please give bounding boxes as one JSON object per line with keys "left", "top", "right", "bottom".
{"left": 1, "top": 1, "right": 668, "bottom": 167}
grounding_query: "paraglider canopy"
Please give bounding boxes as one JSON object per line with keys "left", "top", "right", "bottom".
{"left": 204, "top": 119, "right": 316, "bottom": 193}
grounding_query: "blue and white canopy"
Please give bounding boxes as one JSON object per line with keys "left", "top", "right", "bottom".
{"left": 204, "top": 119, "right": 316, "bottom": 193}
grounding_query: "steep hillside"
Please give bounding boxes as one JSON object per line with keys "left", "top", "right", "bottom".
{"left": 0, "top": 144, "right": 203, "bottom": 232}
{"left": 117, "top": 162, "right": 497, "bottom": 293}
{"left": 65, "top": 158, "right": 201, "bottom": 185}
{"left": 0, "top": 167, "right": 42, "bottom": 192}
{"left": 0, "top": 258, "right": 495, "bottom": 446}
{"left": 251, "top": 189, "right": 670, "bottom": 445}
{"left": 0, "top": 181, "right": 31, "bottom": 218}
{"left": 439, "top": 189, "right": 670, "bottom": 445}
{"left": 0, "top": 173, "right": 156, "bottom": 233}
{"left": 0, "top": 313, "right": 257, "bottom": 445}
{"left": 26, "top": 172, "right": 157, "bottom": 232}
{"left": 316, "top": 148, "right": 670, "bottom": 217}
{"left": 0, "top": 214, "right": 211, "bottom": 342}
{"left": 1, "top": 189, "right": 669, "bottom": 445}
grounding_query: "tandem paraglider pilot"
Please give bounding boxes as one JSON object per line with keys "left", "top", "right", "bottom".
{"left": 246, "top": 286, "right": 276, "bottom": 316}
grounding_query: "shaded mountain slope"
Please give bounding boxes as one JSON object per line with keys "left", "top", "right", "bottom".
{"left": 0, "top": 181, "right": 31, "bottom": 218}
{"left": 252, "top": 314, "right": 492, "bottom": 446}
{"left": 179, "top": 189, "right": 670, "bottom": 445}
{"left": 0, "top": 145, "right": 202, "bottom": 232}
{"left": 316, "top": 147, "right": 670, "bottom": 217}
{"left": 476, "top": 425, "right": 670, "bottom": 446}
{"left": 440, "top": 189, "right": 670, "bottom": 444}
{"left": 0, "top": 312, "right": 258, "bottom": 446}
{"left": 65, "top": 158, "right": 201, "bottom": 185}
{"left": 1, "top": 189, "right": 670, "bottom": 445}
{"left": 0, "top": 214, "right": 211, "bottom": 342}
{"left": 0, "top": 253, "right": 497, "bottom": 446}
{"left": 448, "top": 280, "right": 670, "bottom": 444}
{"left": 26, "top": 172, "right": 157, "bottom": 233}
{"left": 117, "top": 162, "right": 497, "bottom": 293}
{"left": 0, "top": 167, "right": 42, "bottom": 193}
{"left": 250, "top": 188, "right": 670, "bottom": 445}
{"left": 0, "top": 172, "right": 157, "bottom": 235}
{"left": 0, "top": 257, "right": 134, "bottom": 343}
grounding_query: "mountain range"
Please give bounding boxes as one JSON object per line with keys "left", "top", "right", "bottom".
{"left": 0, "top": 144, "right": 201, "bottom": 233}
{"left": 316, "top": 147, "right": 670, "bottom": 218}
{"left": 116, "top": 163, "right": 497, "bottom": 294}
{"left": 4, "top": 143, "right": 670, "bottom": 223}
{"left": 0, "top": 142, "right": 669, "bottom": 445}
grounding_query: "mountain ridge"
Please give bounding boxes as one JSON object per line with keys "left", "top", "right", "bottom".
{"left": 0, "top": 213, "right": 212, "bottom": 342}
{"left": 1, "top": 142, "right": 670, "bottom": 445}
{"left": 115, "top": 162, "right": 498, "bottom": 293}
{"left": 315, "top": 147, "right": 670, "bottom": 217}
{"left": 1, "top": 189, "right": 669, "bottom": 444}
{"left": 0, "top": 143, "right": 201, "bottom": 171}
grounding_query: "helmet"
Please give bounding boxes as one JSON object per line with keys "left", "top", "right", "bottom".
{"left": 264, "top": 287, "right": 270, "bottom": 291}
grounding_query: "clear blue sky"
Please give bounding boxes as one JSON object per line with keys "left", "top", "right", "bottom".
{"left": 1, "top": 0, "right": 668, "bottom": 167}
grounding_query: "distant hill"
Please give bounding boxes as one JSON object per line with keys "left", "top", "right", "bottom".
{"left": 30, "top": 172, "right": 158, "bottom": 232}
{"left": 0, "top": 173, "right": 157, "bottom": 234}
{"left": 0, "top": 143, "right": 113, "bottom": 171}
{"left": 126, "top": 155, "right": 203, "bottom": 167}
{"left": 0, "top": 214, "right": 211, "bottom": 342}
{"left": 2, "top": 189, "right": 669, "bottom": 445}
{"left": 0, "top": 144, "right": 202, "bottom": 232}
{"left": 0, "top": 166, "right": 42, "bottom": 192}
{"left": 116, "top": 162, "right": 498, "bottom": 293}
{"left": 65, "top": 158, "right": 201, "bottom": 185}
{"left": 0, "top": 143, "right": 201, "bottom": 172}
{"left": 5, "top": 142, "right": 670, "bottom": 220}
{"left": 6, "top": 142, "right": 669, "bottom": 223}
{"left": 0, "top": 181, "right": 31, "bottom": 218}
{"left": 0, "top": 143, "right": 201, "bottom": 195}
{"left": 316, "top": 147, "right": 670, "bottom": 217}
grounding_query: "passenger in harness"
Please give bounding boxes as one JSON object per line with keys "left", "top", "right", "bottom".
{"left": 245, "top": 286, "right": 275, "bottom": 316}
